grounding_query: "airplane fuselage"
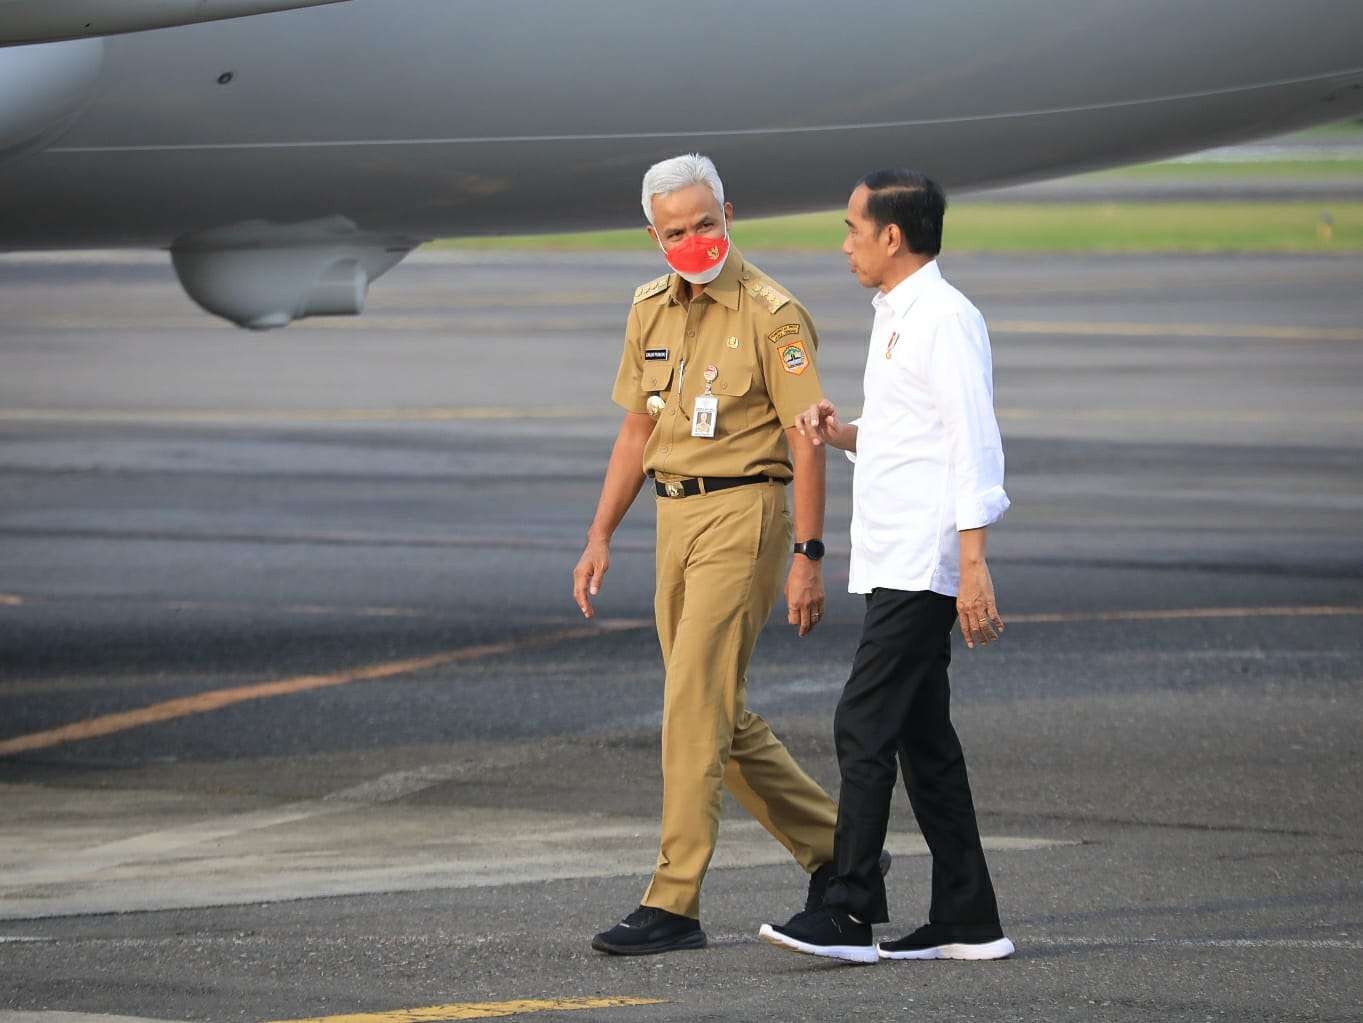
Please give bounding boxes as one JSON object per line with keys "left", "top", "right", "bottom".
{"left": 1, "top": 0, "right": 1360, "bottom": 251}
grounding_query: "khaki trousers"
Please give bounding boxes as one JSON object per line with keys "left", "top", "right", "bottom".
{"left": 641, "top": 480, "right": 838, "bottom": 919}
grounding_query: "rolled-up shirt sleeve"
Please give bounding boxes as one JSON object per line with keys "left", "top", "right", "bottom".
{"left": 927, "top": 312, "right": 1010, "bottom": 530}
{"left": 844, "top": 416, "right": 862, "bottom": 464}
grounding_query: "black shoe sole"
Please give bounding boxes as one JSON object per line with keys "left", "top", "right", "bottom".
{"left": 590, "top": 930, "right": 708, "bottom": 956}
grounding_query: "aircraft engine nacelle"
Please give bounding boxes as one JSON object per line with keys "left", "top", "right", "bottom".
{"left": 170, "top": 217, "right": 421, "bottom": 330}
{"left": 0, "top": 37, "right": 103, "bottom": 165}
{"left": 0, "top": 1, "right": 350, "bottom": 46}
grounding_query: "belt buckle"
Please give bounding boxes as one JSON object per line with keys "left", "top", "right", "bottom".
{"left": 665, "top": 481, "right": 684, "bottom": 499}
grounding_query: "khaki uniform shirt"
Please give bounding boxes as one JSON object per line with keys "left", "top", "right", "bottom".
{"left": 610, "top": 249, "right": 825, "bottom": 481}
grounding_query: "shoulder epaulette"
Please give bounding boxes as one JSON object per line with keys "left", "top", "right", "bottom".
{"left": 743, "top": 277, "right": 790, "bottom": 314}
{"left": 633, "top": 274, "right": 671, "bottom": 304}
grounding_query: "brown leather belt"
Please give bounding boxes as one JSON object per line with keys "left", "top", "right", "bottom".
{"left": 654, "top": 474, "right": 780, "bottom": 499}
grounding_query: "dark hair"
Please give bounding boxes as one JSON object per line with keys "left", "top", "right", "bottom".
{"left": 856, "top": 169, "right": 946, "bottom": 256}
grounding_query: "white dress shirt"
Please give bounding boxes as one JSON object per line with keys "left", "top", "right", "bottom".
{"left": 846, "top": 260, "right": 1009, "bottom": 597}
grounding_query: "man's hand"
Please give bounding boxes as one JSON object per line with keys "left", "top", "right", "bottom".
{"left": 785, "top": 556, "right": 826, "bottom": 637}
{"left": 794, "top": 399, "right": 844, "bottom": 449}
{"left": 572, "top": 537, "right": 610, "bottom": 619}
{"left": 957, "top": 557, "right": 1004, "bottom": 649}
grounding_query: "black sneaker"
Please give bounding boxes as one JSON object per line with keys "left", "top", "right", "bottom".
{"left": 590, "top": 905, "right": 706, "bottom": 956}
{"left": 804, "top": 848, "right": 894, "bottom": 912}
{"left": 878, "top": 922, "right": 1015, "bottom": 961}
{"left": 759, "top": 908, "right": 877, "bottom": 964}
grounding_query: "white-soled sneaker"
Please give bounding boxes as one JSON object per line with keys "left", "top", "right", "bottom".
{"left": 759, "top": 908, "right": 877, "bottom": 964}
{"left": 878, "top": 923, "right": 1015, "bottom": 960}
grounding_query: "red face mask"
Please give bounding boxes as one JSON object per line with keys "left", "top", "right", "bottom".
{"left": 662, "top": 230, "right": 730, "bottom": 284}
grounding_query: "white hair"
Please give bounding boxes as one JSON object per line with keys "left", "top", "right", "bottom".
{"left": 641, "top": 153, "right": 725, "bottom": 225}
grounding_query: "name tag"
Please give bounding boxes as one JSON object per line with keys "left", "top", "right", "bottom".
{"left": 644, "top": 348, "right": 669, "bottom": 361}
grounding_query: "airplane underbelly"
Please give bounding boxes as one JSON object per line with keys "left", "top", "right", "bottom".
{"left": 3, "top": 70, "right": 1362, "bottom": 251}
{"left": 0, "top": 37, "right": 103, "bottom": 166}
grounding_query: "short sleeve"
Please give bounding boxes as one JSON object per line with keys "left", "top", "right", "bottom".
{"left": 610, "top": 304, "right": 649, "bottom": 413}
{"left": 759, "top": 304, "right": 825, "bottom": 428}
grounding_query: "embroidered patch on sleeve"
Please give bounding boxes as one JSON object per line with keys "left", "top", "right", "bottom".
{"left": 767, "top": 323, "right": 801, "bottom": 344}
{"left": 779, "top": 341, "right": 809, "bottom": 375}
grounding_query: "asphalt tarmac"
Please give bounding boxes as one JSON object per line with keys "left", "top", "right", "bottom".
{"left": 1, "top": 249, "right": 1361, "bottom": 1023}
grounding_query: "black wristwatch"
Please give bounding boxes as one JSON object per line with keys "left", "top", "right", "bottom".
{"left": 793, "top": 539, "right": 826, "bottom": 561}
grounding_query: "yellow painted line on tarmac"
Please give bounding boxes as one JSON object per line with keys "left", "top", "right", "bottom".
{"left": 267, "top": 996, "right": 665, "bottom": 1023}
{"left": 1007, "top": 604, "right": 1363, "bottom": 624}
{"left": 0, "top": 620, "right": 650, "bottom": 758}
{"left": 991, "top": 319, "right": 1363, "bottom": 343}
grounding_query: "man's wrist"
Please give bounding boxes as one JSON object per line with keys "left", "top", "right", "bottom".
{"left": 586, "top": 530, "right": 611, "bottom": 545}
{"left": 833, "top": 423, "right": 857, "bottom": 452}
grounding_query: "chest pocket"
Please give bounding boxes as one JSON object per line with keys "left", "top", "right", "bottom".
{"left": 641, "top": 361, "right": 675, "bottom": 395}
{"left": 711, "top": 369, "right": 753, "bottom": 429}
{"left": 711, "top": 370, "right": 751, "bottom": 398}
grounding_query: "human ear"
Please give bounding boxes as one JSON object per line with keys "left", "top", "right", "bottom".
{"left": 884, "top": 222, "right": 903, "bottom": 257}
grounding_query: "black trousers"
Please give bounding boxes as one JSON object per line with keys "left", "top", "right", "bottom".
{"left": 822, "top": 587, "right": 1002, "bottom": 933}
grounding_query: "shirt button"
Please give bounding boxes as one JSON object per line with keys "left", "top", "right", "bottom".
{"left": 686, "top": 329, "right": 696, "bottom": 337}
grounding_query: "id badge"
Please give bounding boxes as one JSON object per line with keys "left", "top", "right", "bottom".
{"left": 691, "top": 394, "right": 718, "bottom": 438}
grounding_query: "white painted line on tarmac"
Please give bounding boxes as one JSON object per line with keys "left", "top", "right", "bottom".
{"left": 713, "top": 933, "right": 1363, "bottom": 951}
{"left": 0, "top": 745, "right": 599, "bottom": 888}
{"left": 0, "top": 804, "right": 1074, "bottom": 921}
{"left": 0, "top": 406, "right": 607, "bottom": 424}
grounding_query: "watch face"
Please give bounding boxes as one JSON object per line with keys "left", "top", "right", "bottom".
{"left": 799, "top": 540, "right": 825, "bottom": 560}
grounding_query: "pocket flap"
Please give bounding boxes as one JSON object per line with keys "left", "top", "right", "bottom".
{"left": 641, "top": 362, "right": 675, "bottom": 392}
{"left": 713, "top": 370, "right": 752, "bottom": 397}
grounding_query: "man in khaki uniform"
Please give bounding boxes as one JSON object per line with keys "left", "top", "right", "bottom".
{"left": 573, "top": 154, "right": 842, "bottom": 955}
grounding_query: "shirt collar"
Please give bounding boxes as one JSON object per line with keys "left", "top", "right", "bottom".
{"left": 872, "top": 259, "right": 941, "bottom": 316}
{"left": 665, "top": 247, "right": 744, "bottom": 311}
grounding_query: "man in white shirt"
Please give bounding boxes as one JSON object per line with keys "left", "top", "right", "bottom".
{"left": 759, "top": 170, "right": 1014, "bottom": 965}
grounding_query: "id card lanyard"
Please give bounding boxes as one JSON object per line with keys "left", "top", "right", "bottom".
{"left": 691, "top": 364, "right": 718, "bottom": 438}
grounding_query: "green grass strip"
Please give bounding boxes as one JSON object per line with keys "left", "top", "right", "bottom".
{"left": 434, "top": 201, "right": 1363, "bottom": 254}
{"left": 1093, "top": 159, "right": 1363, "bottom": 180}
